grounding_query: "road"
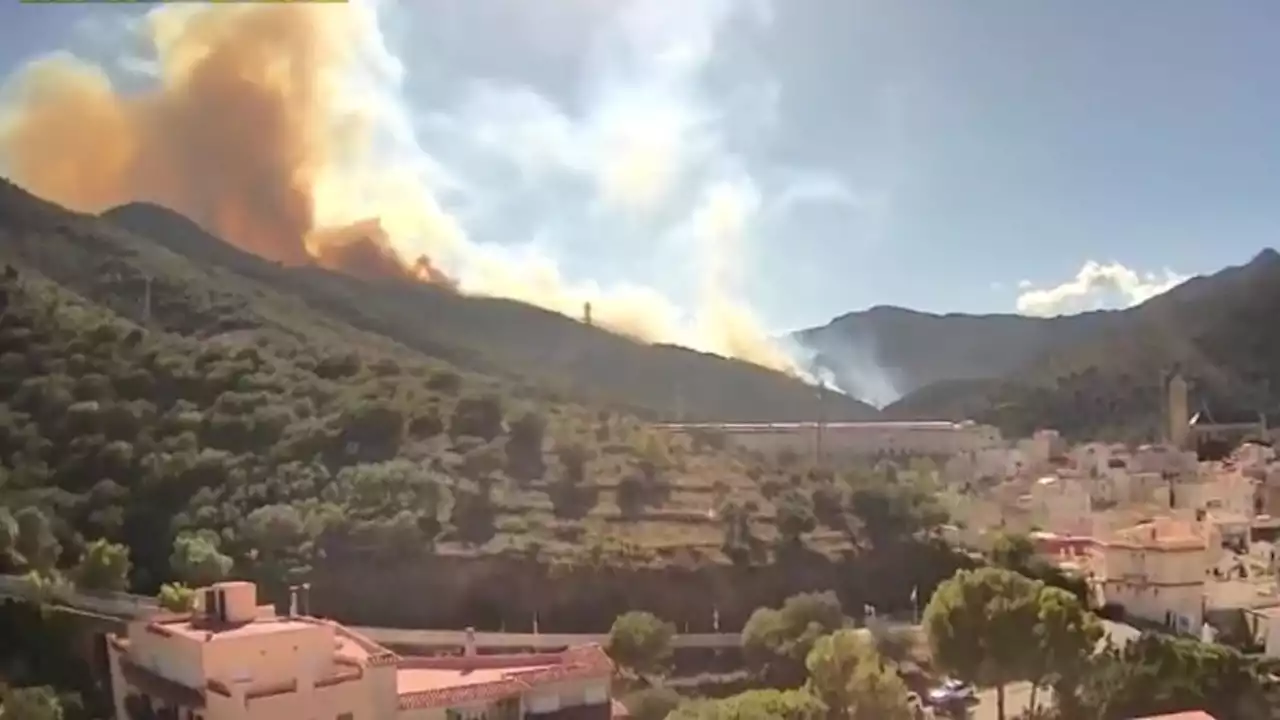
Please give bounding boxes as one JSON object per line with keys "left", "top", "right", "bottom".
{"left": 0, "top": 574, "right": 755, "bottom": 650}
{"left": 972, "top": 683, "right": 1037, "bottom": 720}
{"left": 0, "top": 572, "right": 1135, "bottom": 659}
{"left": 352, "top": 626, "right": 742, "bottom": 650}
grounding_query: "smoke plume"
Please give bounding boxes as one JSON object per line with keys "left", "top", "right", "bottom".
{"left": 0, "top": 1, "right": 810, "bottom": 374}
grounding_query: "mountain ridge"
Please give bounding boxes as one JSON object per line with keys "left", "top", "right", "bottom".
{"left": 95, "top": 200, "right": 879, "bottom": 423}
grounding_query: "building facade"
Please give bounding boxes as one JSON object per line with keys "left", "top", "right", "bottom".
{"left": 657, "top": 419, "right": 1002, "bottom": 462}
{"left": 1095, "top": 518, "right": 1208, "bottom": 634}
{"left": 106, "top": 581, "right": 616, "bottom": 720}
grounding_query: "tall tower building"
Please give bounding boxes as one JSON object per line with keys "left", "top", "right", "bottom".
{"left": 1168, "top": 371, "right": 1190, "bottom": 448}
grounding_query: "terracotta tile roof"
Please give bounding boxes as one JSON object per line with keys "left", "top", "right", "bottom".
{"left": 396, "top": 644, "right": 614, "bottom": 711}
{"left": 1130, "top": 712, "right": 1216, "bottom": 720}
{"left": 399, "top": 677, "right": 530, "bottom": 710}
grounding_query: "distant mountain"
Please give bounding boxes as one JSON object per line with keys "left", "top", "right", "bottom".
{"left": 99, "top": 202, "right": 880, "bottom": 423}
{"left": 797, "top": 249, "right": 1280, "bottom": 440}
{"left": 794, "top": 305, "right": 1125, "bottom": 406}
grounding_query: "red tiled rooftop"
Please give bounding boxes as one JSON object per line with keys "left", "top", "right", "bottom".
{"left": 396, "top": 644, "right": 613, "bottom": 710}
{"left": 1131, "top": 712, "right": 1217, "bottom": 720}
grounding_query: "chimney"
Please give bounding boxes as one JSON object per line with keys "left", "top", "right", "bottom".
{"left": 288, "top": 586, "right": 299, "bottom": 617}
{"left": 464, "top": 627, "right": 477, "bottom": 657}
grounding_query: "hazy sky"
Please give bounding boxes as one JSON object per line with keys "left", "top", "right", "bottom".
{"left": 1, "top": 0, "right": 1277, "bottom": 332}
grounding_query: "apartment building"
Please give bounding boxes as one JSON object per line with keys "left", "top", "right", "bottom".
{"left": 106, "top": 581, "right": 616, "bottom": 720}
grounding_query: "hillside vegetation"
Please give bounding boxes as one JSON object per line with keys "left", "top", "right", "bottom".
{"left": 103, "top": 202, "right": 879, "bottom": 424}
{"left": 0, "top": 179, "right": 960, "bottom": 631}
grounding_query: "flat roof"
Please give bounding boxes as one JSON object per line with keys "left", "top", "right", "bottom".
{"left": 148, "top": 616, "right": 318, "bottom": 642}
{"left": 657, "top": 421, "right": 969, "bottom": 430}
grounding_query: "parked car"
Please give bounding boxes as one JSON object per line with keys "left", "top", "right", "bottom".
{"left": 925, "top": 678, "right": 976, "bottom": 707}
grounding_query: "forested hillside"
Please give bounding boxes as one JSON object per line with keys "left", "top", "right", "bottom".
{"left": 102, "top": 201, "right": 879, "bottom": 423}
{"left": 0, "top": 179, "right": 960, "bottom": 633}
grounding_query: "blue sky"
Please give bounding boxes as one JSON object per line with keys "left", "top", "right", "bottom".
{"left": 0, "top": 0, "right": 1277, "bottom": 349}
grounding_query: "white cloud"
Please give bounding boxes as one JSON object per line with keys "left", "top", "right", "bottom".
{"left": 1015, "top": 260, "right": 1187, "bottom": 317}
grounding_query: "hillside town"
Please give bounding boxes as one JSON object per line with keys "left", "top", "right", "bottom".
{"left": 665, "top": 373, "right": 1280, "bottom": 657}
{"left": 5, "top": 0, "right": 1280, "bottom": 717}
{"left": 83, "top": 370, "right": 1280, "bottom": 720}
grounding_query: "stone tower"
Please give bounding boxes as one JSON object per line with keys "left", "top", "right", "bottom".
{"left": 1167, "top": 370, "right": 1189, "bottom": 448}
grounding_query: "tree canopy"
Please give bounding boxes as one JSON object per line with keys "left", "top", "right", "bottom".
{"left": 805, "top": 629, "right": 915, "bottom": 720}
{"left": 742, "top": 591, "right": 847, "bottom": 687}
{"left": 607, "top": 611, "right": 676, "bottom": 678}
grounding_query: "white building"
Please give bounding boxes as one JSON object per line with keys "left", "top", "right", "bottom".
{"left": 1024, "top": 476, "right": 1092, "bottom": 536}
{"left": 658, "top": 420, "right": 1003, "bottom": 461}
{"left": 1015, "top": 430, "right": 1065, "bottom": 475}
{"left": 1095, "top": 517, "right": 1208, "bottom": 634}
{"left": 1071, "top": 442, "right": 1118, "bottom": 479}
{"left": 105, "top": 581, "right": 616, "bottom": 720}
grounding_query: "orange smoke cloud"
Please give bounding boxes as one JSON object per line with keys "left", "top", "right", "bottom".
{"left": 0, "top": 4, "right": 450, "bottom": 285}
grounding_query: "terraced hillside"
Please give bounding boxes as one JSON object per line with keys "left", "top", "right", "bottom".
{"left": 0, "top": 179, "right": 960, "bottom": 631}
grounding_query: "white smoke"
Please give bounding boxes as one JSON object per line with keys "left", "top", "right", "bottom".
{"left": 788, "top": 331, "right": 903, "bottom": 408}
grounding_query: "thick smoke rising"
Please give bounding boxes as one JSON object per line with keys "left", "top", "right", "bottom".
{"left": 0, "top": 1, "right": 804, "bottom": 374}
{"left": 0, "top": 5, "right": 441, "bottom": 285}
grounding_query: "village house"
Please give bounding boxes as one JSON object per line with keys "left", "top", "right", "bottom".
{"left": 105, "top": 581, "right": 617, "bottom": 720}
{"left": 1022, "top": 475, "right": 1092, "bottom": 537}
{"left": 1095, "top": 517, "right": 1208, "bottom": 634}
{"left": 1176, "top": 462, "right": 1258, "bottom": 519}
